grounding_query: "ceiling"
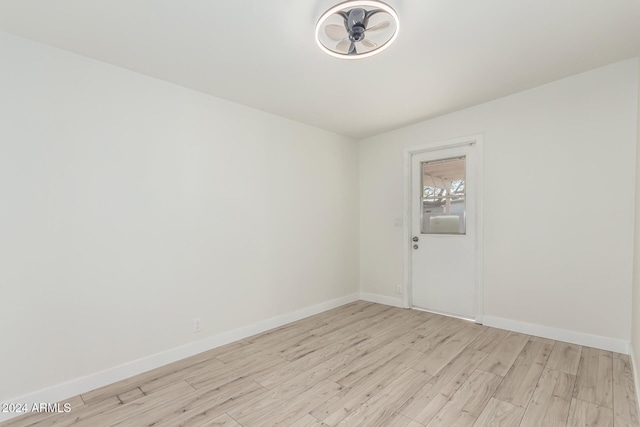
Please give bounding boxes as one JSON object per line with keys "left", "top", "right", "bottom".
{"left": 0, "top": 0, "right": 638, "bottom": 139}
{"left": 424, "top": 158, "right": 465, "bottom": 184}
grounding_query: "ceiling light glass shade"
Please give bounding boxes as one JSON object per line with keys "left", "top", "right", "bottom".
{"left": 315, "top": 0, "right": 399, "bottom": 59}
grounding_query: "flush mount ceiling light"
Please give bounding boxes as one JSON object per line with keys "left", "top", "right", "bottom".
{"left": 315, "top": 0, "right": 399, "bottom": 59}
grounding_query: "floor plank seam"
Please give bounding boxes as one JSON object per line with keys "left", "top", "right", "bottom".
{"left": 519, "top": 343, "right": 553, "bottom": 410}
{"left": 225, "top": 411, "right": 243, "bottom": 426}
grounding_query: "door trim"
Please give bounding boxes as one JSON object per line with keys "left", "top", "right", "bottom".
{"left": 402, "top": 134, "right": 484, "bottom": 324}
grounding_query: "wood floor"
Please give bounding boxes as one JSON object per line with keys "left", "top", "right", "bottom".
{"left": 3, "top": 301, "right": 639, "bottom": 427}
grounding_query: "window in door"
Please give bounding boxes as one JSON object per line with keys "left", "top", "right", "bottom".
{"left": 420, "top": 156, "right": 466, "bottom": 234}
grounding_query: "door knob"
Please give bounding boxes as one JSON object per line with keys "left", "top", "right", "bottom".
{"left": 413, "top": 244, "right": 419, "bottom": 249}
{"left": 412, "top": 236, "right": 419, "bottom": 242}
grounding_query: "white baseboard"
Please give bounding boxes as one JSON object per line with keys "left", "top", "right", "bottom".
{"left": 630, "top": 346, "right": 640, "bottom": 416}
{"left": 482, "top": 315, "right": 630, "bottom": 354}
{"left": 0, "top": 293, "right": 359, "bottom": 423}
{"left": 360, "top": 292, "right": 404, "bottom": 308}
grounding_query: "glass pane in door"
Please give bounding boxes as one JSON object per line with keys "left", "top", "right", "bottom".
{"left": 420, "top": 156, "right": 466, "bottom": 234}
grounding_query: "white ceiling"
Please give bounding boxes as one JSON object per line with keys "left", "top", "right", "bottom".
{"left": 0, "top": 0, "right": 638, "bottom": 139}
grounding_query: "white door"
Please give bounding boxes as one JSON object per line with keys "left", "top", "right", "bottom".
{"left": 411, "top": 144, "right": 477, "bottom": 319}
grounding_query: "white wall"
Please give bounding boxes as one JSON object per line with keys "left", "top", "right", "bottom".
{"left": 632, "top": 58, "right": 640, "bottom": 402}
{"left": 360, "top": 59, "right": 638, "bottom": 349}
{"left": 0, "top": 32, "right": 359, "bottom": 403}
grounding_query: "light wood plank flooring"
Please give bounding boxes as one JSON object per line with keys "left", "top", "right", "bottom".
{"left": 2, "top": 301, "right": 639, "bottom": 426}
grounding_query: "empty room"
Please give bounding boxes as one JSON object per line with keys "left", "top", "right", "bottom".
{"left": 1, "top": 1, "right": 640, "bottom": 426}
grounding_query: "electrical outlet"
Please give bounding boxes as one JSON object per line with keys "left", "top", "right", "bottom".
{"left": 193, "top": 318, "right": 201, "bottom": 333}
{"left": 396, "top": 285, "right": 403, "bottom": 294}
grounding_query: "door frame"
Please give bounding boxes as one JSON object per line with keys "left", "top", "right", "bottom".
{"left": 402, "top": 134, "right": 485, "bottom": 323}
